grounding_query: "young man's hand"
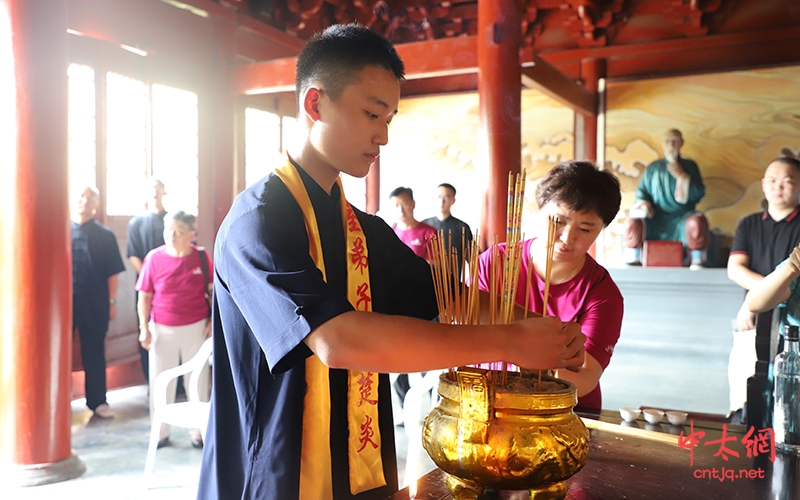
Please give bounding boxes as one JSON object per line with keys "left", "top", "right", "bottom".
{"left": 511, "top": 316, "right": 585, "bottom": 372}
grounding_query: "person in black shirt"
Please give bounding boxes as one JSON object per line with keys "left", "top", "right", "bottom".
{"left": 729, "top": 158, "right": 800, "bottom": 329}
{"left": 72, "top": 186, "right": 126, "bottom": 418}
{"left": 127, "top": 178, "right": 167, "bottom": 383}
{"left": 423, "top": 182, "right": 474, "bottom": 275}
{"left": 727, "top": 157, "right": 800, "bottom": 420}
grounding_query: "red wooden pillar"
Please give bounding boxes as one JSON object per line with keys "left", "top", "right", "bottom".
{"left": 573, "top": 58, "right": 605, "bottom": 162}
{"left": 198, "top": 18, "right": 236, "bottom": 250}
{"left": 0, "top": 0, "right": 85, "bottom": 485}
{"left": 478, "top": 0, "right": 522, "bottom": 248}
{"left": 365, "top": 157, "right": 381, "bottom": 215}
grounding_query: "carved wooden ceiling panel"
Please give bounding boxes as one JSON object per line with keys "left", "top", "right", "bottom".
{"left": 232, "top": 0, "right": 800, "bottom": 53}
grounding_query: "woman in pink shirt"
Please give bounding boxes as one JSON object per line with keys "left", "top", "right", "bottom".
{"left": 389, "top": 186, "right": 437, "bottom": 260}
{"left": 136, "top": 211, "right": 212, "bottom": 448}
{"left": 477, "top": 161, "right": 624, "bottom": 410}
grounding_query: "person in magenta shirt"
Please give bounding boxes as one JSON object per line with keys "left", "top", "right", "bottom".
{"left": 477, "top": 161, "right": 624, "bottom": 410}
{"left": 136, "top": 210, "right": 213, "bottom": 448}
{"left": 390, "top": 186, "right": 437, "bottom": 260}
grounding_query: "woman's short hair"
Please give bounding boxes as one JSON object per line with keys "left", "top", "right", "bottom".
{"left": 295, "top": 24, "right": 405, "bottom": 111}
{"left": 535, "top": 160, "right": 622, "bottom": 226}
{"left": 165, "top": 211, "right": 196, "bottom": 232}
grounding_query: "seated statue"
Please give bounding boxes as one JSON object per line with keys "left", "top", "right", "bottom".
{"left": 624, "top": 129, "right": 709, "bottom": 267}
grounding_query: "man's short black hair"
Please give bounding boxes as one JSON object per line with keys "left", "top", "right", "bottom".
{"left": 390, "top": 186, "right": 413, "bottom": 201}
{"left": 769, "top": 156, "right": 800, "bottom": 173}
{"left": 295, "top": 24, "right": 405, "bottom": 111}
{"left": 535, "top": 160, "right": 622, "bottom": 226}
{"left": 438, "top": 183, "right": 456, "bottom": 196}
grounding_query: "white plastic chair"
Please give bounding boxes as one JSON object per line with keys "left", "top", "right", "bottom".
{"left": 143, "top": 337, "right": 213, "bottom": 487}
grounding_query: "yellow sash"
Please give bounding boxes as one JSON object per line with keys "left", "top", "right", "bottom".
{"left": 274, "top": 157, "right": 385, "bottom": 499}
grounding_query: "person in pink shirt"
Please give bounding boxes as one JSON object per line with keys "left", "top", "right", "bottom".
{"left": 136, "top": 211, "right": 213, "bottom": 448}
{"left": 477, "top": 161, "right": 624, "bottom": 410}
{"left": 390, "top": 186, "right": 437, "bottom": 260}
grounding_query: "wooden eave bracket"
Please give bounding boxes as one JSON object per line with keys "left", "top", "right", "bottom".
{"left": 521, "top": 54, "right": 597, "bottom": 116}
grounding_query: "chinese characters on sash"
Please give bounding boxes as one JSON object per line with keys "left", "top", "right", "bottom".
{"left": 356, "top": 372, "right": 379, "bottom": 453}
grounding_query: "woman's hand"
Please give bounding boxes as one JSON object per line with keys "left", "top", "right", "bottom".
{"left": 139, "top": 325, "right": 152, "bottom": 351}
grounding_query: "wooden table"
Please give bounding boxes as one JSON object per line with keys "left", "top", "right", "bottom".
{"left": 387, "top": 411, "right": 800, "bottom": 500}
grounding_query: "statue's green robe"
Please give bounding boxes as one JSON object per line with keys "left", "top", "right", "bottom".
{"left": 635, "top": 157, "right": 705, "bottom": 244}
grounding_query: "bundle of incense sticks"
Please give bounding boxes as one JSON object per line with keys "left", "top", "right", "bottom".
{"left": 427, "top": 227, "right": 482, "bottom": 379}
{"left": 497, "top": 172, "right": 526, "bottom": 325}
{"left": 427, "top": 172, "right": 529, "bottom": 389}
{"left": 427, "top": 227, "right": 481, "bottom": 327}
{"left": 492, "top": 172, "right": 527, "bottom": 387}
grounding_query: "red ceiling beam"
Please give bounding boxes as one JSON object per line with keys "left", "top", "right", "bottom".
{"left": 603, "top": 36, "right": 800, "bottom": 81}
{"left": 234, "top": 35, "right": 594, "bottom": 115}
{"left": 235, "top": 56, "right": 297, "bottom": 94}
{"left": 540, "top": 25, "right": 800, "bottom": 81}
{"left": 401, "top": 74, "right": 479, "bottom": 97}
{"left": 397, "top": 36, "right": 478, "bottom": 79}
{"left": 234, "top": 36, "right": 480, "bottom": 94}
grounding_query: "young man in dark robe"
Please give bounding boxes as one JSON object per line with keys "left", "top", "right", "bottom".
{"left": 198, "top": 24, "right": 585, "bottom": 500}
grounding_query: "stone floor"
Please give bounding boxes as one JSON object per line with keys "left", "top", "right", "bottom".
{"left": 8, "top": 385, "right": 203, "bottom": 500}
{"left": 7, "top": 384, "right": 436, "bottom": 500}
{"left": 602, "top": 266, "right": 742, "bottom": 416}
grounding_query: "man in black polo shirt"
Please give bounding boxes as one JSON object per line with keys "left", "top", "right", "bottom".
{"left": 127, "top": 178, "right": 167, "bottom": 382}
{"left": 727, "top": 156, "right": 800, "bottom": 420}
{"left": 423, "top": 182, "right": 474, "bottom": 275}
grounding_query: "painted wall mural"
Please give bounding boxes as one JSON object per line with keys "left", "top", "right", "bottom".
{"left": 605, "top": 65, "right": 800, "bottom": 265}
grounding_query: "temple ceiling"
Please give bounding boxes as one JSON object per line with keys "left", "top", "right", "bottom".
{"left": 205, "top": 0, "right": 800, "bottom": 100}
{"left": 233, "top": 0, "right": 797, "bottom": 52}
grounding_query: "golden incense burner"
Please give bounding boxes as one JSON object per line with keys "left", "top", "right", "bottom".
{"left": 422, "top": 368, "right": 589, "bottom": 500}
